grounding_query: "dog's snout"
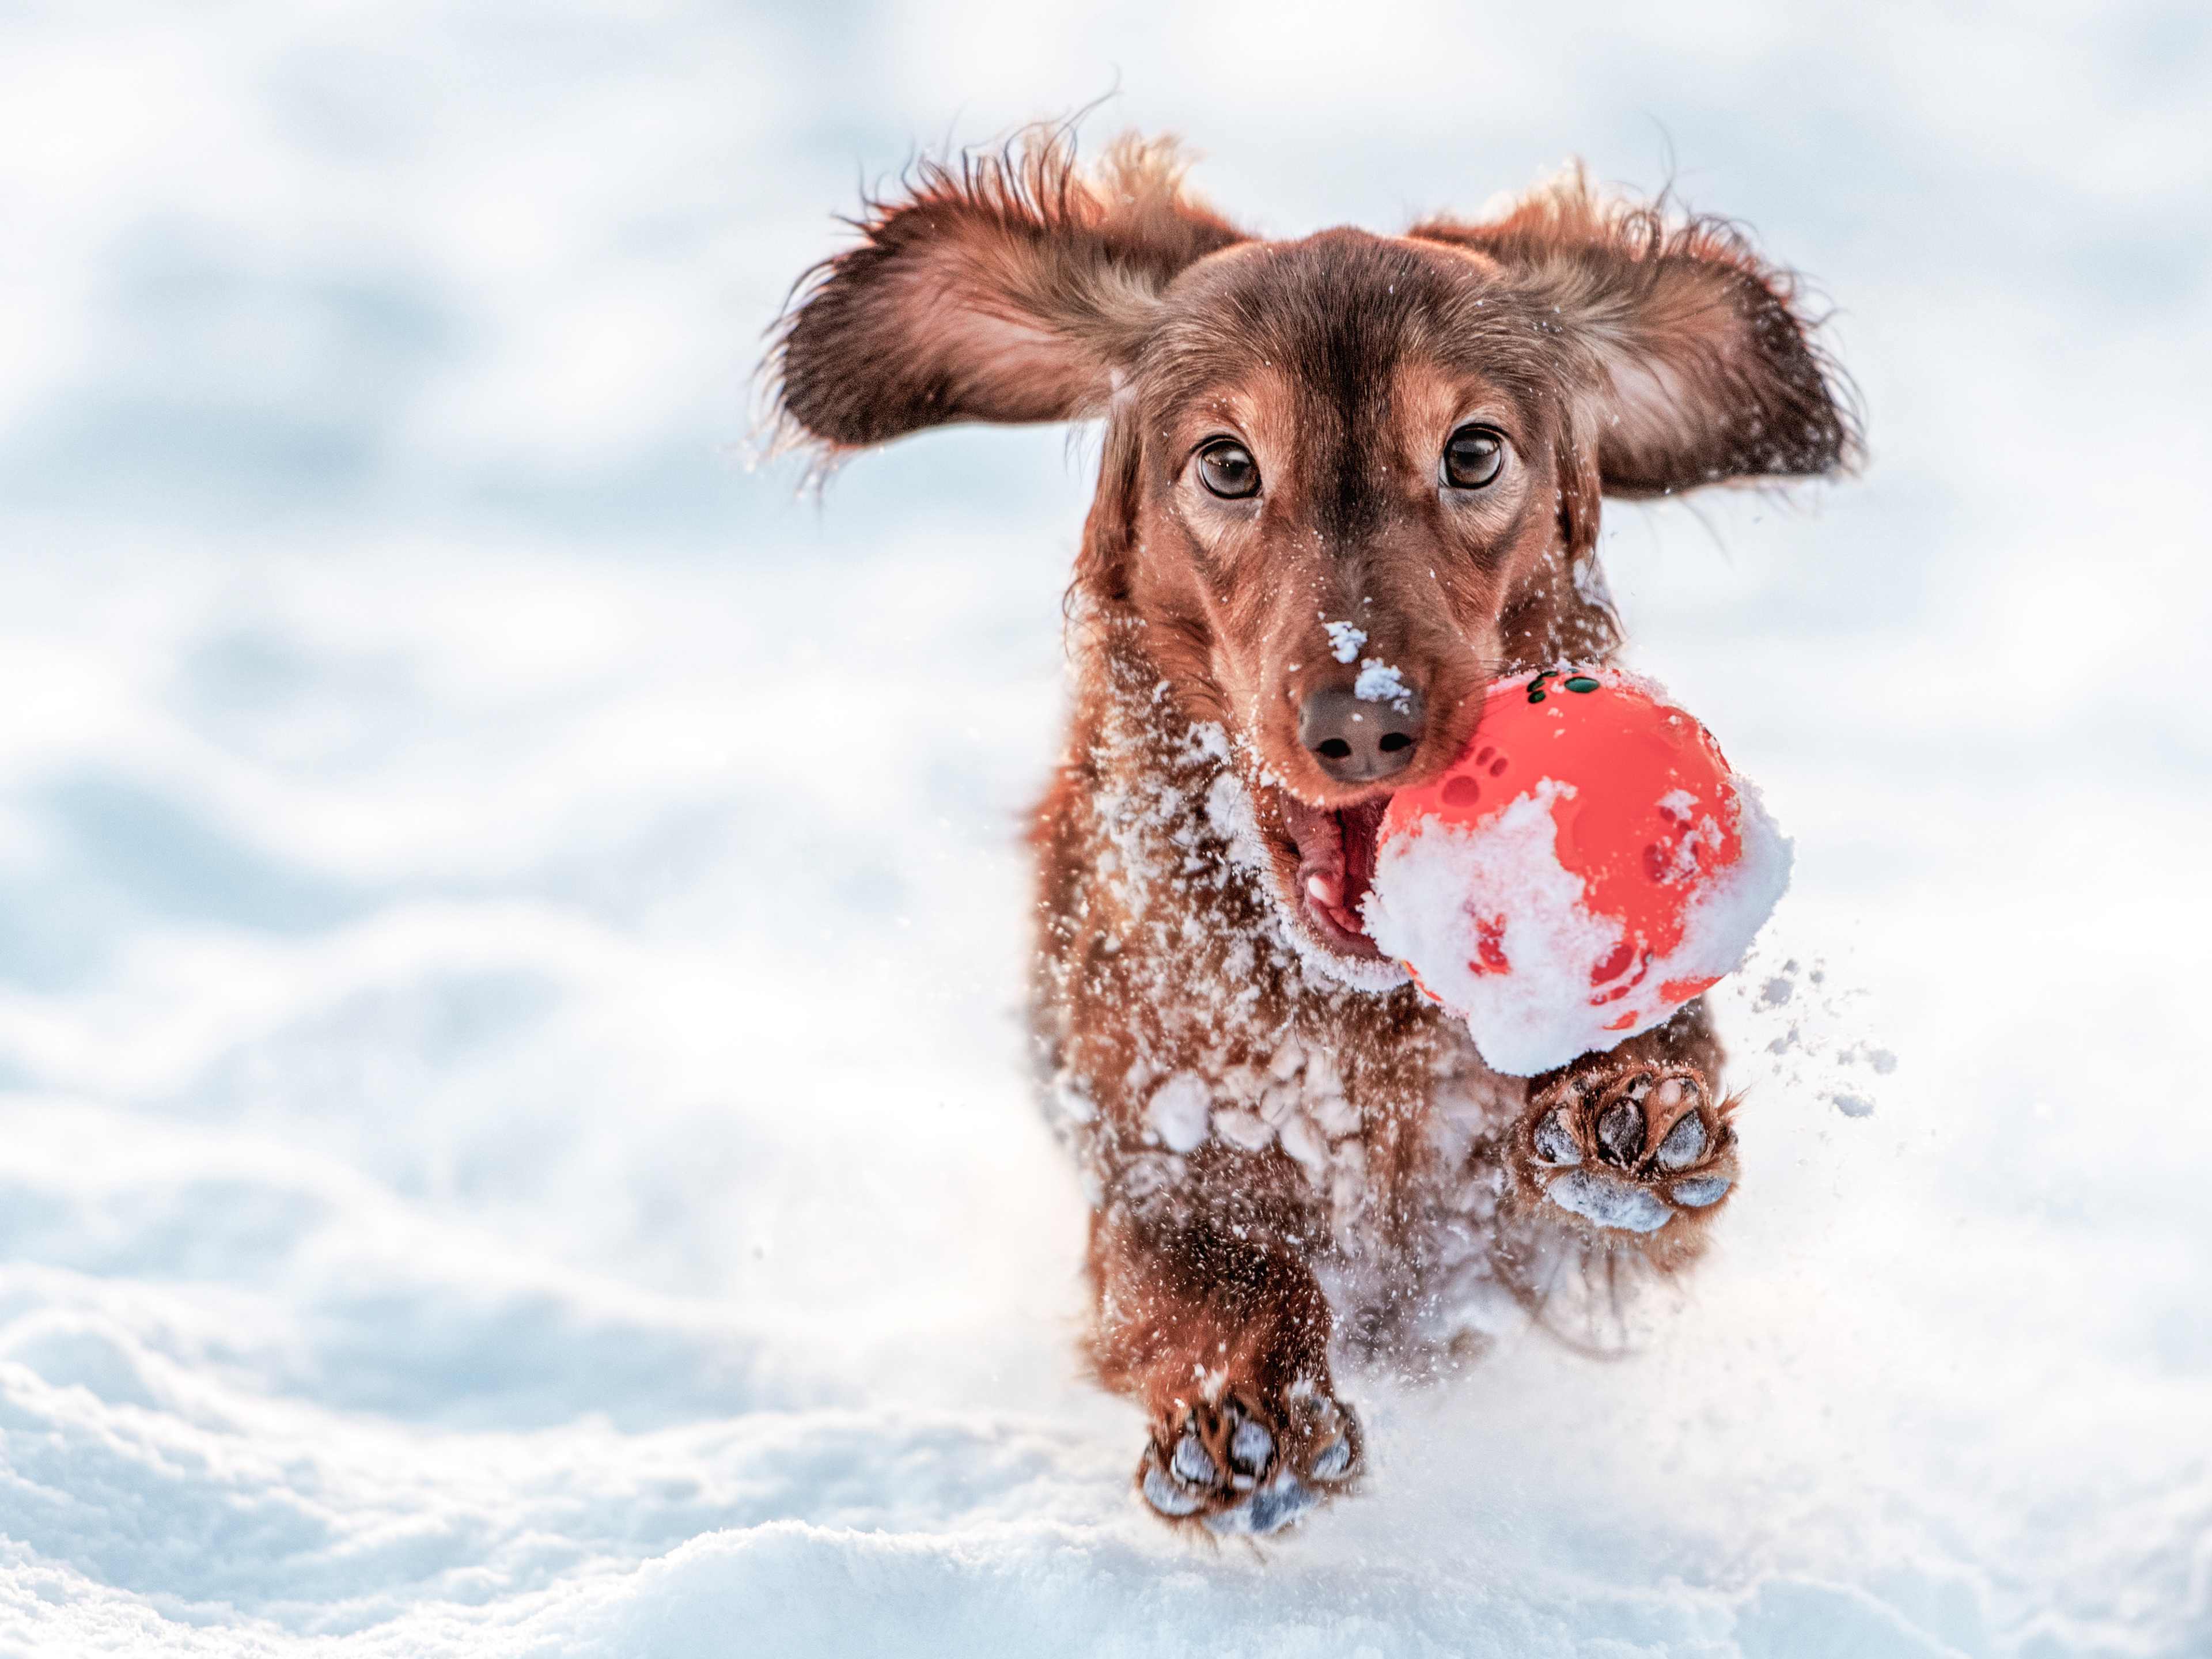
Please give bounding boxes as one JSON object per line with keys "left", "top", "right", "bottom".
{"left": 1298, "top": 687, "right": 1427, "bottom": 783}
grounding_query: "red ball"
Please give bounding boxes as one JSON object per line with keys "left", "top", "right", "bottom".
{"left": 1362, "top": 668, "right": 1789, "bottom": 1076}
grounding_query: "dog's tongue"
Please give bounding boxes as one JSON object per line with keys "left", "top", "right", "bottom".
{"left": 1338, "top": 798, "right": 1388, "bottom": 916}
{"left": 1291, "top": 797, "right": 1391, "bottom": 949}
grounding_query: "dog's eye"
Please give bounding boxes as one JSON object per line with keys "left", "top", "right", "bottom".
{"left": 1196, "top": 441, "right": 1261, "bottom": 500}
{"left": 1442, "top": 426, "right": 1506, "bottom": 490}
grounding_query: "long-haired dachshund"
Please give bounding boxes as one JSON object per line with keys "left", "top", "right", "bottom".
{"left": 770, "top": 131, "right": 1850, "bottom": 1534}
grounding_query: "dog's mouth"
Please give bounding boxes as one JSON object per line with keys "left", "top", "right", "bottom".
{"left": 1277, "top": 791, "right": 1392, "bottom": 960}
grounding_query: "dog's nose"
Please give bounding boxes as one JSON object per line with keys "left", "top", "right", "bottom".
{"left": 1298, "top": 686, "right": 1427, "bottom": 783}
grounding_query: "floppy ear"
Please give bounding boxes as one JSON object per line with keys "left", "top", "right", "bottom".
{"left": 770, "top": 131, "right": 1247, "bottom": 451}
{"left": 1412, "top": 169, "right": 1855, "bottom": 497}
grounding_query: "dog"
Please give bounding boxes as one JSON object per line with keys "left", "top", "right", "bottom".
{"left": 769, "top": 131, "right": 1851, "bottom": 1535}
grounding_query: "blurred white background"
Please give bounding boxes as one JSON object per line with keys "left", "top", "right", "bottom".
{"left": 0, "top": 2, "right": 2206, "bottom": 1653}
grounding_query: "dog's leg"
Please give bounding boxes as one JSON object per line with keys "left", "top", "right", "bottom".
{"left": 1090, "top": 1207, "right": 1361, "bottom": 1533}
{"left": 1511, "top": 998, "right": 1740, "bottom": 1249}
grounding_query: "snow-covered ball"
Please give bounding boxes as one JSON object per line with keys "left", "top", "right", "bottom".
{"left": 1361, "top": 668, "right": 1790, "bottom": 1077}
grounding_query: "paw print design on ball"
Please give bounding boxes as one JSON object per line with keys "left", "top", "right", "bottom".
{"left": 1518, "top": 1061, "right": 1737, "bottom": 1236}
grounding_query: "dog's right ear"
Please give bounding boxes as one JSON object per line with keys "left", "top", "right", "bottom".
{"left": 769, "top": 132, "right": 1245, "bottom": 452}
{"left": 1412, "top": 168, "right": 1857, "bottom": 500}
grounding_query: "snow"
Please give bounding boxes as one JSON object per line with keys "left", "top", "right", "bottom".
{"left": 1, "top": 1, "right": 2210, "bottom": 1654}
{"left": 1352, "top": 659, "right": 1411, "bottom": 707}
{"left": 1323, "top": 622, "right": 1367, "bottom": 664}
{"left": 1143, "top": 1072, "right": 1213, "bottom": 1153}
{"left": 1366, "top": 781, "right": 1623, "bottom": 1073}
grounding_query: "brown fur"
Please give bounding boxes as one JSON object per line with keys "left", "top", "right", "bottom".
{"left": 771, "top": 128, "right": 1851, "bottom": 1532}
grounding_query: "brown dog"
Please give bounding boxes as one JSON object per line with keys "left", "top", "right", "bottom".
{"left": 770, "top": 132, "right": 1850, "bottom": 1534}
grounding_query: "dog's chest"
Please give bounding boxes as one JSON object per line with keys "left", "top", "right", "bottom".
{"left": 1040, "top": 695, "right": 1526, "bottom": 1246}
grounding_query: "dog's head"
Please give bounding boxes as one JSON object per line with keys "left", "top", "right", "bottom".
{"left": 770, "top": 132, "right": 1851, "bottom": 968}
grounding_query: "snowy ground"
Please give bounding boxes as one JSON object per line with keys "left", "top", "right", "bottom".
{"left": 1, "top": 2, "right": 2207, "bottom": 1653}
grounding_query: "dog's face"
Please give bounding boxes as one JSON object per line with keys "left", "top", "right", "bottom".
{"left": 774, "top": 135, "right": 1849, "bottom": 966}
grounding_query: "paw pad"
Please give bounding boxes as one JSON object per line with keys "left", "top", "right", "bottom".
{"left": 1228, "top": 1419, "right": 1273, "bottom": 1490}
{"left": 1532, "top": 1111, "right": 1580, "bottom": 1166}
{"left": 1206, "top": 1468, "right": 1324, "bottom": 1536}
{"left": 1143, "top": 1459, "right": 1207, "bottom": 1517}
{"left": 1655, "top": 1108, "right": 1707, "bottom": 1170}
{"left": 1169, "top": 1435, "right": 1217, "bottom": 1486}
{"left": 1309, "top": 1434, "right": 1354, "bottom": 1480}
{"left": 1547, "top": 1168, "right": 1671, "bottom": 1233}
{"left": 1595, "top": 1097, "right": 1644, "bottom": 1165}
{"left": 1669, "top": 1175, "right": 1732, "bottom": 1207}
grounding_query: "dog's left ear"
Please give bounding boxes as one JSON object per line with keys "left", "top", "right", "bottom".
{"left": 769, "top": 131, "right": 1245, "bottom": 454}
{"left": 1413, "top": 170, "right": 1855, "bottom": 497}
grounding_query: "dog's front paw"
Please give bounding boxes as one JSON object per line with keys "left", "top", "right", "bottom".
{"left": 1518, "top": 1062, "right": 1736, "bottom": 1236}
{"left": 1136, "top": 1381, "right": 1360, "bottom": 1535}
